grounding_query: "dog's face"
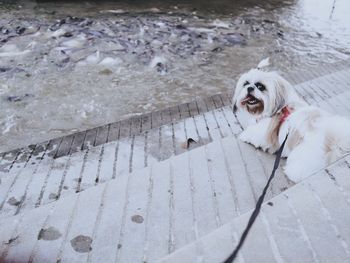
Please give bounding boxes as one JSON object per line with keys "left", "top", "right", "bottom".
{"left": 233, "top": 69, "right": 290, "bottom": 118}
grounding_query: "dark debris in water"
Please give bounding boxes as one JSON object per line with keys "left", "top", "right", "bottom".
{"left": 15, "top": 26, "right": 26, "bottom": 35}
{"left": 0, "top": 67, "right": 25, "bottom": 74}
{"left": 62, "top": 31, "right": 73, "bottom": 38}
{"left": 211, "top": 46, "right": 223, "bottom": 53}
{"left": 1, "top": 27, "right": 10, "bottom": 34}
{"left": 0, "top": 13, "right": 284, "bottom": 76}
{"left": 6, "top": 93, "right": 34, "bottom": 102}
{"left": 0, "top": 67, "right": 12, "bottom": 72}
{"left": 224, "top": 33, "right": 246, "bottom": 45}
{"left": 49, "top": 16, "right": 93, "bottom": 31}
{"left": 155, "top": 62, "right": 167, "bottom": 74}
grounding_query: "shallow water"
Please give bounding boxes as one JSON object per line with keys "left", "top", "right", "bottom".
{"left": 0, "top": 0, "right": 349, "bottom": 152}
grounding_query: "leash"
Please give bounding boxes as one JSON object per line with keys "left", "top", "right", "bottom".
{"left": 223, "top": 134, "right": 288, "bottom": 263}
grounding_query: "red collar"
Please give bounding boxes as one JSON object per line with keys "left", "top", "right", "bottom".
{"left": 280, "top": 106, "right": 292, "bottom": 124}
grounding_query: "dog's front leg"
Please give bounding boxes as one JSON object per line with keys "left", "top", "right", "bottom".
{"left": 238, "top": 118, "right": 272, "bottom": 151}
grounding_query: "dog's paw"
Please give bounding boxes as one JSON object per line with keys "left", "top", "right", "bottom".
{"left": 281, "top": 151, "right": 289, "bottom": 158}
{"left": 283, "top": 164, "right": 307, "bottom": 183}
{"left": 239, "top": 130, "right": 270, "bottom": 151}
{"left": 266, "top": 147, "right": 277, "bottom": 155}
{"left": 238, "top": 130, "right": 250, "bottom": 143}
{"left": 239, "top": 131, "right": 259, "bottom": 147}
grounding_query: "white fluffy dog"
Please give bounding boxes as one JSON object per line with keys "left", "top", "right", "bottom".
{"left": 233, "top": 59, "right": 350, "bottom": 183}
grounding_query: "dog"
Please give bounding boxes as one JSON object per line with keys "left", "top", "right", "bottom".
{"left": 232, "top": 58, "right": 350, "bottom": 183}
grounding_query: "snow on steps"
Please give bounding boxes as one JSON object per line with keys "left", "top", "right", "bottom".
{"left": 159, "top": 154, "right": 350, "bottom": 263}
{"left": 0, "top": 135, "right": 293, "bottom": 263}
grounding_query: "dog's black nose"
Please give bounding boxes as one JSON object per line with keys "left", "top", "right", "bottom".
{"left": 247, "top": 87, "right": 254, "bottom": 93}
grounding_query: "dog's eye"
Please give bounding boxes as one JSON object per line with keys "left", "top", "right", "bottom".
{"left": 243, "top": 81, "right": 250, "bottom": 86}
{"left": 255, "top": 82, "right": 266, "bottom": 91}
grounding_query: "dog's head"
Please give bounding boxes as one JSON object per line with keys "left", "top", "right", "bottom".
{"left": 232, "top": 68, "right": 293, "bottom": 119}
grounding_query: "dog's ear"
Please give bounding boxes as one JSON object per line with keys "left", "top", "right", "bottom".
{"left": 232, "top": 79, "right": 242, "bottom": 113}
{"left": 270, "top": 75, "right": 291, "bottom": 115}
{"left": 232, "top": 92, "right": 238, "bottom": 113}
{"left": 257, "top": 57, "right": 270, "bottom": 70}
{"left": 232, "top": 71, "right": 252, "bottom": 113}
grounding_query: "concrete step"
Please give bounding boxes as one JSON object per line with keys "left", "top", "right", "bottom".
{"left": 1, "top": 61, "right": 350, "bottom": 220}
{"left": 0, "top": 103, "right": 242, "bottom": 219}
{"left": 0, "top": 60, "right": 350, "bottom": 262}
{"left": 0, "top": 135, "right": 293, "bottom": 263}
{"left": 293, "top": 68, "right": 350, "bottom": 116}
{"left": 159, "top": 154, "right": 350, "bottom": 263}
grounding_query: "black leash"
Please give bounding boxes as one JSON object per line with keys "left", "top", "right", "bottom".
{"left": 224, "top": 134, "right": 288, "bottom": 263}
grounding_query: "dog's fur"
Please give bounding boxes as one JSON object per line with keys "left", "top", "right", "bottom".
{"left": 233, "top": 60, "right": 350, "bottom": 182}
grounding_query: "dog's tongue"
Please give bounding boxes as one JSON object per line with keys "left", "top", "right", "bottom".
{"left": 241, "top": 95, "right": 254, "bottom": 105}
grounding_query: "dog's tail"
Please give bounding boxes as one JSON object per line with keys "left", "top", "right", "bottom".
{"left": 257, "top": 57, "right": 270, "bottom": 70}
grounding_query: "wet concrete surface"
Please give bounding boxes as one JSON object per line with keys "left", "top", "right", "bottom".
{"left": 0, "top": 0, "right": 349, "bottom": 152}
